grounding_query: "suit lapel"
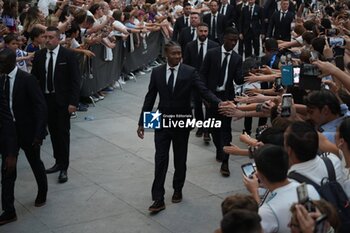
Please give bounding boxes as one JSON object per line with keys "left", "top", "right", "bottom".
{"left": 54, "top": 46, "right": 63, "bottom": 76}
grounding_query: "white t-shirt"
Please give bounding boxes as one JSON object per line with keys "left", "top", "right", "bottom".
{"left": 259, "top": 181, "right": 320, "bottom": 233}
{"left": 288, "top": 154, "right": 346, "bottom": 188}
{"left": 38, "top": 0, "right": 57, "bottom": 17}
{"left": 112, "top": 21, "right": 127, "bottom": 36}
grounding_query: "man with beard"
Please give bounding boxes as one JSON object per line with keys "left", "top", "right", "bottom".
{"left": 183, "top": 22, "right": 219, "bottom": 141}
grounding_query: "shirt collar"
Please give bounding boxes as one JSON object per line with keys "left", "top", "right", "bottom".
{"left": 166, "top": 63, "right": 180, "bottom": 72}
{"left": 288, "top": 156, "right": 320, "bottom": 174}
{"left": 198, "top": 38, "right": 208, "bottom": 44}
{"left": 48, "top": 44, "right": 60, "bottom": 55}
{"left": 221, "top": 45, "right": 232, "bottom": 54}
{"left": 212, "top": 12, "right": 218, "bottom": 17}
{"left": 8, "top": 66, "right": 18, "bottom": 79}
{"left": 281, "top": 10, "right": 288, "bottom": 14}
{"left": 320, "top": 116, "right": 344, "bottom": 132}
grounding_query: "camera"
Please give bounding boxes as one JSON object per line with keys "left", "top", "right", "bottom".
{"left": 296, "top": 183, "right": 316, "bottom": 212}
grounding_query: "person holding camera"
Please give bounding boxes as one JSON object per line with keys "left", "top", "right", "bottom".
{"left": 243, "top": 144, "right": 319, "bottom": 233}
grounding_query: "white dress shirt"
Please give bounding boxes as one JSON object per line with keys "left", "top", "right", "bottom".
{"left": 166, "top": 63, "right": 180, "bottom": 90}
{"left": 220, "top": 4, "right": 227, "bottom": 15}
{"left": 190, "top": 27, "right": 197, "bottom": 40}
{"left": 217, "top": 46, "right": 232, "bottom": 91}
{"left": 7, "top": 66, "right": 18, "bottom": 121}
{"left": 197, "top": 38, "right": 208, "bottom": 60}
{"left": 45, "top": 45, "right": 60, "bottom": 93}
{"left": 280, "top": 10, "right": 288, "bottom": 21}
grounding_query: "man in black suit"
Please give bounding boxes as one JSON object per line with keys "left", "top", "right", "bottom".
{"left": 236, "top": 0, "right": 248, "bottom": 55}
{"left": 220, "top": 0, "right": 237, "bottom": 28}
{"left": 0, "top": 49, "right": 20, "bottom": 225}
{"left": 172, "top": 2, "right": 192, "bottom": 41}
{"left": 178, "top": 12, "right": 201, "bottom": 53}
{"left": 137, "top": 41, "right": 224, "bottom": 213}
{"left": 200, "top": 27, "right": 244, "bottom": 177}
{"left": 183, "top": 22, "right": 219, "bottom": 141}
{"left": 267, "top": 0, "right": 294, "bottom": 41}
{"left": 239, "top": 0, "right": 264, "bottom": 58}
{"left": 203, "top": 0, "right": 226, "bottom": 44}
{"left": 31, "top": 27, "right": 81, "bottom": 183}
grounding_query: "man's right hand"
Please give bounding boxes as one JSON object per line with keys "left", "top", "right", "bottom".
{"left": 137, "top": 126, "right": 145, "bottom": 139}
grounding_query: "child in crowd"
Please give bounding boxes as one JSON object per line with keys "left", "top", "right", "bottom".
{"left": 25, "top": 27, "right": 45, "bottom": 52}
{"left": 4, "top": 33, "right": 33, "bottom": 72}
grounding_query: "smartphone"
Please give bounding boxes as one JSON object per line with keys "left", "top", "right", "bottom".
{"left": 293, "top": 67, "right": 300, "bottom": 84}
{"left": 241, "top": 163, "right": 256, "bottom": 178}
{"left": 314, "top": 214, "right": 328, "bottom": 233}
{"left": 281, "top": 65, "right": 294, "bottom": 86}
{"left": 280, "top": 94, "right": 292, "bottom": 117}
{"left": 328, "top": 37, "right": 345, "bottom": 47}
{"left": 335, "top": 56, "right": 345, "bottom": 70}
{"left": 297, "top": 183, "right": 316, "bottom": 212}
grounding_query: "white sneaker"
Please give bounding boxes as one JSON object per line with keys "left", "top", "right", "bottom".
{"left": 113, "top": 81, "right": 120, "bottom": 88}
{"left": 118, "top": 77, "right": 126, "bottom": 84}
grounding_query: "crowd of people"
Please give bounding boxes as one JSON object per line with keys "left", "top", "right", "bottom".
{"left": 1, "top": 0, "right": 350, "bottom": 232}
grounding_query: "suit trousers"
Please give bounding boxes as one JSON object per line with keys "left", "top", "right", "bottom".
{"left": 193, "top": 90, "right": 209, "bottom": 133}
{"left": 21, "top": 145, "right": 48, "bottom": 194}
{"left": 45, "top": 94, "right": 70, "bottom": 170}
{"left": 152, "top": 129, "right": 190, "bottom": 201}
{"left": 244, "top": 30, "right": 260, "bottom": 58}
{"left": 0, "top": 122, "right": 18, "bottom": 214}
{"left": 207, "top": 91, "right": 232, "bottom": 162}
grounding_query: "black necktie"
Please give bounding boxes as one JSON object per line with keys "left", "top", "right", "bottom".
{"left": 185, "top": 17, "right": 189, "bottom": 27}
{"left": 249, "top": 6, "right": 253, "bottom": 19}
{"left": 221, "top": 5, "right": 225, "bottom": 15}
{"left": 218, "top": 52, "right": 230, "bottom": 87}
{"left": 191, "top": 28, "right": 196, "bottom": 40}
{"left": 281, "top": 12, "right": 285, "bottom": 21}
{"left": 168, "top": 68, "right": 175, "bottom": 93}
{"left": 198, "top": 42, "right": 204, "bottom": 69}
{"left": 47, "top": 51, "right": 54, "bottom": 93}
{"left": 212, "top": 15, "right": 216, "bottom": 38}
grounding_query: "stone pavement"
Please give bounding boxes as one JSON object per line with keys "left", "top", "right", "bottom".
{"left": 1, "top": 72, "right": 255, "bottom": 233}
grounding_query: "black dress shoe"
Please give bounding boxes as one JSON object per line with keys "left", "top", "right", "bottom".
{"left": 58, "top": 170, "right": 68, "bottom": 183}
{"left": 0, "top": 212, "right": 17, "bottom": 226}
{"left": 195, "top": 129, "right": 203, "bottom": 137}
{"left": 148, "top": 200, "right": 165, "bottom": 213}
{"left": 203, "top": 132, "right": 211, "bottom": 143}
{"left": 35, "top": 192, "right": 47, "bottom": 207}
{"left": 171, "top": 191, "right": 182, "bottom": 203}
{"left": 46, "top": 164, "right": 61, "bottom": 174}
{"left": 220, "top": 162, "right": 230, "bottom": 177}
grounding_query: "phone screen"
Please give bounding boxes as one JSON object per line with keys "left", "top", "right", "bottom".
{"left": 329, "top": 37, "right": 345, "bottom": 47}
{"left": 241, "top": 163, "right": 255, "bottom": 177}
{"left": 293, "top": 67, "right": 300, "bottom": 84}
{"left": 282, "top": 95, "right": 292, "bottom": 108}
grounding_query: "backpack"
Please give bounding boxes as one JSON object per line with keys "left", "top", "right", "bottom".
{"left": 288, "top": 157, "right": 350, "bottom": 233}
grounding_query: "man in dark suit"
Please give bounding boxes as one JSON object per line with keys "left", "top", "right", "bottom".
{"left": 178, "top": 12, "right": 201, "bottom": 53}
{"left": 9, "top": 49, "right": 48, "bottom": 207}
{"left": 172, "top": 2, "right": 192, "bottom": 41}
{"left": 183, "top": 22, "right": 219, "bottom": 141}
{"left": 137, "top": 41, "right": 224, "bottom": 213}
{"left": 0, "top": 49, "right": 20, "bottom": 225}
{"left": 220, "top": 0, "right": 237, "bottom": 28}
{"left": 267, "top": 0, "right": 294, "bottom": 41}
{"left": 31, "top": 26, "right": 81, "bottom": 183}
{"left": 236, "top": 0, "right": 248, "bottom": 55}
{"left": 200, "top": 27, "right": 244, "bottom": 177}
{"left": 239, "top": 0, "right": 264, "bottom": 58}
{"left": 203, "top": 0, "right": 226, "bottom": 44}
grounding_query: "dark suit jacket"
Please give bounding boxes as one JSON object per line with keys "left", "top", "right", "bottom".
{"left": 138, "top": 64, "right": 221, "bottom": 125}
{"left": 12, "top": 69, "right": 48, "bottom": 146}
{"left": 172, "top": 15, "right": 190, "bottom": 41}
{"left": 31, "top": 46, "right": 81, "bottom": 107}
{"left": 178, "top": 27, "right": 196, "bottom": 53}
{"left": 267, "top": 10, "right": 294, "bottom": 41}
{"left": 239, "top": 4, "right": 264, "bottom": 36}
{"left": 220, "top": 4, "right": 237, "bottom": 28}
{"left": 200, "top": 47, "right": 244, "bottom": 100}
{"left": 203, "top": 13, "right": 226, "bottom": 43}
{"left": 183, "top": 39, "right": 220, "bottom": 70}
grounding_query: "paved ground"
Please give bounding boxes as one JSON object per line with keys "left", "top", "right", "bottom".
{"left": 1, "top": 72, "right": 256, "bottom": 233}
